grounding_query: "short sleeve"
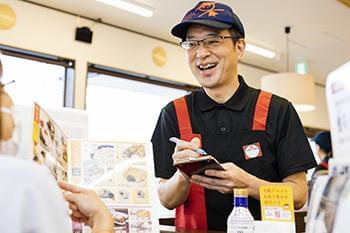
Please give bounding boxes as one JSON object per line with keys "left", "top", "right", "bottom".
{"left": 274, "top": 101, "right": 317, "bottom": 178}
{"left": 151, "top": 102, "right": 179, "bottom": 178}
{"left": 21, "top": 166, "right": 71, "bottom": 233}
{"left": 0, "top": 158, "right": 71, "bottom": 233}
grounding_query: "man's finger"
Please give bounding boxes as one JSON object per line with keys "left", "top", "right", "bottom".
{"left": 190, "top": 137, "right": 201, "bottom": 147}
{"left": 173, "top": 149, "right": 200, "bottom": 161}
{"left": 174, "top": 138, "right": 201, "bottom": 152}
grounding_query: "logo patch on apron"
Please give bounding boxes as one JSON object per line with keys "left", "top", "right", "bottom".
{"left": 243, "top": 142, "right": 262, "bottom": 160}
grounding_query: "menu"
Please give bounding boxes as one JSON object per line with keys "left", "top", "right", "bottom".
{"left": 32, "top": 103, "right": 159, "bottom": 233}
{"left": 32, "top": 103, "right": 69, "bottom": 182}
{"left": 305, "top": 175, "right": 348, "bottom": 233}
{"left": 326, "top": 61, "right": 350, "bottom": 159}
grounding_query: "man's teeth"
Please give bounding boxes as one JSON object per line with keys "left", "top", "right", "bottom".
{"left": 198, "top": 63, "right": 216, "bottom": 70}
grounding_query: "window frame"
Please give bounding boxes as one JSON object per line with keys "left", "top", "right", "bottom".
{"left": 0, "top": 44, "right": 75, "bottom": 107}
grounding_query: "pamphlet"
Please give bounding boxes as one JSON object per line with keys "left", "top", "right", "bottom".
{"left": 259, "top": 185, "right": 294, "bottom": 222}
{"left": 326, "top": 61, "right": 350, "bottom": 159}
{"left": 33, "top": 103, "right": 69, "bottom": 182}
{"left": 32, "top": 103, "right": 159, "bottom": 233}
{"left": 333, "top": 177, "right": 350, "bottom": 233}
{"left": 307, "top": 175, "right": 348, "bottom": 233}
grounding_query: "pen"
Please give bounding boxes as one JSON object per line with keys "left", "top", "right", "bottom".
{"left": 169, "top": 137, "right": 208, "bottom": 155}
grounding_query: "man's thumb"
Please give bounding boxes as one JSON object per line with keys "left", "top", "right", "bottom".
{"left": 191, "top": 137, "right": 201, "bottom": 147}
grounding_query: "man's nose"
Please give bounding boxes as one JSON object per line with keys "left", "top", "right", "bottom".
{"left": 195, "top": 43, "right": 211, "bottom": 59}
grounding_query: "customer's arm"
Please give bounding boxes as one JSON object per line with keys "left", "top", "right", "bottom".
{"left": 59, "top": 182, "right": 114, "bottom": 233}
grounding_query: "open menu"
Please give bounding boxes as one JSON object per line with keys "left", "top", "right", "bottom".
{"left": 32, "top": 103, "right": 69, "bottom": 182}
{"left": 32, "top": 103, "right": 159, "bottom": 233}
{"left": 305, "top": 175, "right": 348, "bottom": 233}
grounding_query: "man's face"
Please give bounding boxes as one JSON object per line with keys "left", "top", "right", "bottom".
{"left": 185, "top": 24, "right": 245, "bottom": 90}
{"left": 0, "top": 88, "right": 15, "bottom": 141}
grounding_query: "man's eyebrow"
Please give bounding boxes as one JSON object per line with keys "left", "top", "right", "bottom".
{"left": 186, "top": 32, "right": 220, "bottom": 40}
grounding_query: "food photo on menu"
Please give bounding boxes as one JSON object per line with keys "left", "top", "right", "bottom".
{"left": 110, "top": 207, "right": 129, "bottom": 231}
{"left": 69, "top": 140, "right": 158, "bottom": 232}
{"left": 31, "top": 103, "right": 159, "bottom": 232}
{"left": 32, "top": 103, "right": 69, "bottom": 182}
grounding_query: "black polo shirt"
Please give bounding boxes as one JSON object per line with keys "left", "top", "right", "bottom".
{"left": 151, "top": 75, "right": 316, "bottom": 230}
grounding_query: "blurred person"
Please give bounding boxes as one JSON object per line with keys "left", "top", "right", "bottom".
{"left": 308, "top": 131, "right": 333, "bottom": 198}
{"left": 0, "top": 57, "right": 113, "bottom": 233}
{"left": 151, "top": 1, "right": 317, "bottom": 230}
{"left": 312, "top": 131, "right": 332, "bottom": 177}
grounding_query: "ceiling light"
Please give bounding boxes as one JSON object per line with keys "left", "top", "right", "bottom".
{"left": 261, "top": 73, "right": 315, "bottom": 112}
{"left": 245, "top": 43, "right": 276, "bottom": 59}
{"left": 96, "top": 0, "right": 154, "bottom": 18}
{"left": 261, "top": 27, "right": 316, "bottom": 112}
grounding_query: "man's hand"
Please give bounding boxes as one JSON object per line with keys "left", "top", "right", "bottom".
{"left": 172, "top": 137, "right": 202, "bottom": 179}
{"left": 191, "top": 163, "right": 308, "bottom": 207}
{"left": 172, "top": 137, "right": 201, "bottom": 162}
{"left": 157, "top": 137, "right": 202, "bottom": 209}
{"left": 190, "top": 162, "right": 251, "bottom": 194}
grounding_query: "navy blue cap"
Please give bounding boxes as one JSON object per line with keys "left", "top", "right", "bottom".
{"left": 171, "top": 1, "right": 245, "bottom": 40}
{"left": 313, "top": 131, "right": 332, "bottom": 154}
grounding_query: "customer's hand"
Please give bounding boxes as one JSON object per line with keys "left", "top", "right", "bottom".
{"left": 58, "top": 181, "right": 113, "bottom": 232}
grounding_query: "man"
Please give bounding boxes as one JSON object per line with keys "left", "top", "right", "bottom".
{"left": 151, "top": 1, "right": 317, "bottom": 231}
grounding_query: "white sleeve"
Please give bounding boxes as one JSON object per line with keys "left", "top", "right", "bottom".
{"left": 0, "top": 157, "right": 72, "bottom": 233}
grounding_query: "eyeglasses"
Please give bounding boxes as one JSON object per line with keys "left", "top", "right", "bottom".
{"left": 0, "top": 80, "right": 15, "bottom": 88}
{"left": 180, "top": 35, "right": 238, "bottom": 51}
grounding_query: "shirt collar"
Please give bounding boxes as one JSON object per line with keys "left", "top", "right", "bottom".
{"left": 197, "top": 75, "right": 251, "bottom": 112}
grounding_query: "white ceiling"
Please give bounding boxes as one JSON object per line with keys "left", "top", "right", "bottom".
{"left": 25, "top": 0, "right": 350, "bottom": 85}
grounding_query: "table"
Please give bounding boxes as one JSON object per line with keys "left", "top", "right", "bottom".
{"left": 158, "top": 211, "right": 307, "bottom": 233}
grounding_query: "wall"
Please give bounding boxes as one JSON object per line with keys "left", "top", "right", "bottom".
{"left": 0, "top": 0, "right": 329, "bottom": 129}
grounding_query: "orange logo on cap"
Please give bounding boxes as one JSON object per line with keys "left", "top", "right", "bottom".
{"left": 196, "top": 2, "right": 224, "bottom": 17}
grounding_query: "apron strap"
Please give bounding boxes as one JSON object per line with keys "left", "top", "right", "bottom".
{"left": 173, "top": 97, "right": 193, "bottom": 138}
{"left": 252, "top": 90, "right": 272, "bottom": 131}
{"left": 173, "top": 96, "right": 208, "bottom": 230}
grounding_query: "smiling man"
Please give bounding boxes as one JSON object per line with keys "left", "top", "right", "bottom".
{"left": 151, "top": 1, "right": 317, "bottom": 231}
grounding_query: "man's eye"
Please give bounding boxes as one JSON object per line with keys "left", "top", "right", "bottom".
{"left": 188, "top": 42, "right": 198, "bottom": 48}
{"left": 206, "top": 39, "right": 221, "bottom": 45}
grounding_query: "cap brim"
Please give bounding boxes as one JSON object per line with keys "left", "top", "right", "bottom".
{"left": 171, "top": 19, "right": 232, "bottom": 40}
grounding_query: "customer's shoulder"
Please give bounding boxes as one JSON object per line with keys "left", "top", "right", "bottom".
{"left": 0, "top": 156, "right": 51, "bottom": 181}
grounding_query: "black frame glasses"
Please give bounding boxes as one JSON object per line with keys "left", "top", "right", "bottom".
{"left": 0, "top": 80, "right": 15, "bottom": 88}
{"left": 180, "top": 35, "right": 239, "bottom": 51}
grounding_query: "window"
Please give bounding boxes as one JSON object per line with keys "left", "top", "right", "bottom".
{"left": 0, "top": 46, "right": 75, "bottom": 159}
{"left": 0, "top": 46, "right": 74, "bottom": 107}
{"left": 86, "top": 67, "right": 193, "bottom": 142}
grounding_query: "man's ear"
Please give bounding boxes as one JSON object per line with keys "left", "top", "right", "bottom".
{"left": 235, "top": 39, "right": 246, "bottom": 59}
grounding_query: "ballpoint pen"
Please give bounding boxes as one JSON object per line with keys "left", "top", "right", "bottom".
{"left": 169, "top": 137, "right": 208, "bottom": 155}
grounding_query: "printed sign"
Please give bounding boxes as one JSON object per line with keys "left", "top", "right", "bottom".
{"left": 259, "top": 185, "right": 294, "bottom": 222}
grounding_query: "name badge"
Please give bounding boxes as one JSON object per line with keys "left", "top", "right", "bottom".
{"left": 243, "top": 142, "right": 262, "bottom": 160}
